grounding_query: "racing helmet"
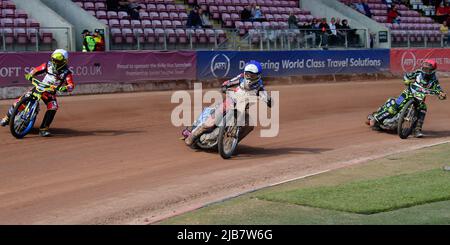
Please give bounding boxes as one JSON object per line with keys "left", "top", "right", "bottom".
{"left": 51, "top": 49, "right": 69, "bottom": 70}
{"left": 243, "top": 60, "right": 262, "bottom": 86}
{"left": 421, "top": 59, "right": 437, "bottom": 76}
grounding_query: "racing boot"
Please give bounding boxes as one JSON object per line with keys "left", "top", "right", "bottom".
{"left": 184, "top": 124, "right": 209, "bottom": 146}
{"left": 413, "top": 110, "right": 426, "bottom": 138}
{"left": 39, "top": 110, "right": 56, "bottom": 137}
{"left": 39, "top": 128, "right": 52, "bottom": 137}
{"left": 0, "top": 116, "right": 9, "bottom": 127}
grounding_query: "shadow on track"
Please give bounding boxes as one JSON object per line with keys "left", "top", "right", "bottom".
{"left": 421, "top": 130, "right": 450, "bottom": 139}
{"left": 28, "top": 128, "right": 145, "bottom": 138}
{"left": 234, "top": 145, "right": 333, "bottom": 159}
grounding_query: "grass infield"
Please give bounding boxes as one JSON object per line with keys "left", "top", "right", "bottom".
{"left": 257, "top": 168, "right": 450, "bottom": 214}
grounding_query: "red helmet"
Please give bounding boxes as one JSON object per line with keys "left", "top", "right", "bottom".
{"left": 421, "top": 59, "right": 437, "bottom": 75}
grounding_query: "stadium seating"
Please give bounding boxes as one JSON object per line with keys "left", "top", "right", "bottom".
{"left": 340, "top": 0, "right": 442, "bottom": 46}
{"left": 0, "top": 0, "right": 54, "bottom": 50}
{"left": 73, "top": 0, "right": 225, "bottom": 49}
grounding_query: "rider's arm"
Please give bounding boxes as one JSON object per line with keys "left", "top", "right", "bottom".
{"left": 257, "top": 85, "right": 272, "bottom": 108}
{"left": 29, "top": 63, "right": 47, "bottom": 77}
{"left": 222, "top": 73, "right": 244, "bottom": 88}
{"left": 63, "top": 73, "right": 75, "bottom": 92}
{"left": 403, "top": 71, "right": 418, "bottom": 85}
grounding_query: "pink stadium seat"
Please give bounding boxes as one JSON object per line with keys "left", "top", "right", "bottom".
{"left": 120, "top": 19, "right": 131, "bottom": 28}
{"left": 95, "top": 2, "right": 106, "bottom": 11}
{"left": 96, "top": 10, "right": 107, "bottom": 19}
{"left": 143, "top": 28, "right": 155, "bottom": 43}
{"left": 142, "top": 19, "right": 152, "bottom": 28}
{"left": 13, "top": 18, "right": 26, "bottom": 27}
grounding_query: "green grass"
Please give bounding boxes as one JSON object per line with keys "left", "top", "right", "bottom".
{"left": 258, "top": 169, "right": 450, "bottom": 214}
{"left": 160, "top": 143, "right": 450, "bottom": 225}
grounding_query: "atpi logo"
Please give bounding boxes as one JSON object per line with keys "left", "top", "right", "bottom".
{"left": 401, "top": 51, "right": 417, "bottom": 73}
{"left": 210, "top": 54, "right": 230, "bottom": 78}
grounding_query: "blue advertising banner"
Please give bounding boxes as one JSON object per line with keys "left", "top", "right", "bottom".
{"left": 197, "top": 49, "right": 390, "bottom": 80}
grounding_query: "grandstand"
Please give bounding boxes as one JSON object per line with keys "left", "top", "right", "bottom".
{"left": 0, "top": 0, "right": 54, "bottom": 51}
{"left": 2, "top": 0, "right": 448, "bottom": 51}
{"left": 341, "top": 0, "right": 443, "bottom": 47}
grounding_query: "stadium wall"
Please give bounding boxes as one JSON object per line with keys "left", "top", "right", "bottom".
{"left": 0, "top": 49, "right": 392, "bottom": 99}
{"left": 11, "top": 0, "right": 75, "bottom": 51}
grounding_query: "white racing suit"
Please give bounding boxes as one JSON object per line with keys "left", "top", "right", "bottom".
{"left": 184, "top": 73, "right": 272, "bottom": 146}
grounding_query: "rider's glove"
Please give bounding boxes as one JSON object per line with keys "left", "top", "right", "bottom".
{"left": 267, "top": 97, "right": 272, "bottom": 108}
{"left": 58, "top": 86, "right": 68, "bottom": 93}
{"left": 221, "top": 80, "right": 229, "bottom": 93}
{"left": 403, "top": 79, "right": 413, "bottom": 86}
{"left": 24, "top": 73, "right": 33, "bottom": 81}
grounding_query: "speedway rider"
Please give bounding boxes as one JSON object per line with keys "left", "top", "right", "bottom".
{"left": 1, "top": 49, "right": 75, "bottom": 137}
{"left": 368, "top": 59, "right": 446, "bottom": 137}
{"left": 184, "top": 60, "right": 272, "bottom": 146}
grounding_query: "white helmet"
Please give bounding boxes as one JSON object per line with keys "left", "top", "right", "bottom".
{"left": 243, "top": 60, "right": 262, "bottom": 86}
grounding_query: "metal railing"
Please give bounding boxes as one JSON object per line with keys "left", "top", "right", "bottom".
{"left": 0, "top": 27, "right": 70, "bottom": 52}
{"left": 109, "top": 27, "right": 369, "bottom": 51}
{"left": 391, "top": 32, "right": 449, "bottom": 48}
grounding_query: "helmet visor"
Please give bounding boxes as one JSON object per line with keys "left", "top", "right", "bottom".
{"left": 244, "top": 71, "right": 259, "bottom": 82}
{"left": 422, "top": 62, "right": 435, "bottom": 74}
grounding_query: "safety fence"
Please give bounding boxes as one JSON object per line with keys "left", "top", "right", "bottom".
{"left": 2, "top": 48, "right": 449, "bottom": 86}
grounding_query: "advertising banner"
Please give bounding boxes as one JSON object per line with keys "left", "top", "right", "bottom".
{"left": 390, "top": 48, "right": 450, "bottom": 74}
{"left": 0, "top": 51, "right": 196, "bottom": 87}
{"left": 197, "top": 49, "right": 390, "bottom": 80}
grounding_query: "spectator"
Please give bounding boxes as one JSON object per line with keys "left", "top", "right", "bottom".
{"left": 241, "top": 5, "right": 252, "bottom": 21}
{"left": 250, "top": 3, "right": 257, "bottom": 17}
{"left": 123, "top": 0, "right": 142, "bottom": 20}
{"left": 436, "top": 2, "right": 449, "bottom": 23}
{"left": 318, "top": 18, "right": 330, "bottom": 48}
{"left": 340, "top": 19, "right": 358, "bottom": 46}
{"left": 353, "top": 0, "right": 372, "bottom": 18}
{"left": 440, "top": 20, "right": 449, "bottom": 45}
{"left": 288, "top": 11, "right": 299, "bottom": 29}
{"left": 328, "top": 17, "right": 339, "bottom": 45}
{"left": 199, "top": 8, "right": 212, "bottom": 28}
{"left": 187, "top": 6, "right": 202, "bottom": 28}
{"left": 106, "top": 0, "right": 119, "bottom": 11}
{"left": 81, "top": 29, "right": 96, "bottom": 52}
{"left": 252, "top": 6, "right": 264, "bottom": 21}
{"left": 387, "top": 5, "right": 401, "bottom": 23}
{"left": 93, "top": 29, "right": 105, "bottom": 51}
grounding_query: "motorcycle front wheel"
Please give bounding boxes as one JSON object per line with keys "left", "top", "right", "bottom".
{"left": 9, "top": 96, "right": 39, "bottom": 139}
{"left": 397, "top": 100, "right": 418, "bottom": 139}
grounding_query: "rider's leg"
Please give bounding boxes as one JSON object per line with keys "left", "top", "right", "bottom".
{"left": 185, "top": 98, "right": 234, "bottom": 146}
{"left": 414, "top": 103, "right": 427, "bottom": 138}
{"left": 39, "top": 93, "right": 58, "bottom": 137}
{"left": 1, "top": 96, "right": 24, "bottom": 127}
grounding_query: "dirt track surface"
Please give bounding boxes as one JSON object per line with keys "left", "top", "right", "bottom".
{"left": 0, "top": 79, "right": 449, "bottom": 224}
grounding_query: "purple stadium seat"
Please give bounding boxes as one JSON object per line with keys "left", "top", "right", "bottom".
{"left": 149, "top": 12, "right": 159, "bottom": 20}
{"left": 1, "top": 18, "right": 14, "bottom": 28}
{"left": 107, "top": 11, "right": 118, "bottom": 19}
{"left": 175, "top": 28, "right": 187, "bottom": 44}
{"left": 120, "top": 19, "right": 131, "bottom": 28}
{"left": 152, "top": 20, "right": 163, "bottom": 28}
{"left": 142, "top": 19, "right": 152, "bottom": 28}
{"left": 26, "top": 19, "right": 40, "bottom": 28}
{"left": 172, "top": 20, "right": 182, "bottom": 28}
{"left": 170, "top": 12, "right": 179, "bottom": 21}
{"left": 142, "top": 28, "right": 155, "bottom": 44}
{"left": 118, "top": 11, "right": 129, "bottom": 19}
{"left": 165, "top": 28, "right": 177, "bottom": 44}
{"left": 95, "top": 2, "right": 106, "bottom": 11}
{"left": 14, "top": 9, "right": 28, "bottom": 19}
{"left": 108, "top": 19, "right": 120, "bottom": 28}
{"left": 13, "top": 18, "right": 26, "bottom": 27}
{"left": 154, "top": 28, "right": 165, "bottom": 44}
{"left": 147, "top": 4, "right": 157, "bottom": 12}
{"left": 179, "top": 12, "right": 188, "bottom": 21}
{"left": 131, "top": 20, "right": 142, "bottom": 29}
{"left": 96, "top": 10, "right": 107, "bottom": 19}
{"left": 40, "top": 31, "right": 53, "bottom": 44}
{"left": 139, "top": 12, "right": 150, "bottom": 20}
{"left": 14, "top": 28, "right": 27, "bottom": 44}
{"left": 160, "top": 12, "right": 170, "bottom": 20}
{"left": 133, "top": 28, "right": 145, "bottom": 44}
{"left": 84, "top": 2, "right": 95, "bottom": 11}
{"left": 121, "top": 28, "right": 134, "bottom": 44}
{"left": 162, "top": 20, "right": 173, "bottom": 28}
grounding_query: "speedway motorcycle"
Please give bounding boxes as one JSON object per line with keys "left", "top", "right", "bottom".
{"left": 9, "top": 77, "right": 57, "bottom": 139}
{"left": 181, "top": 88, "right": 257, "bottom": 159}
{"left": 368, "top": 78, "right": 446, "bottom": 139}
